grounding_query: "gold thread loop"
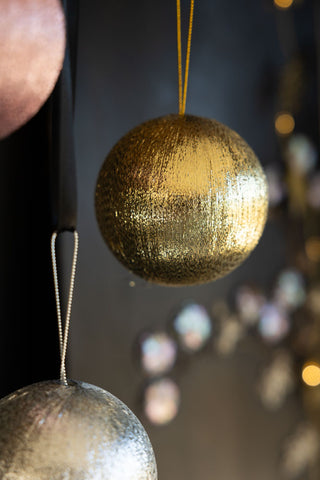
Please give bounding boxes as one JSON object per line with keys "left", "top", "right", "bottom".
{"left": 50, "top": 230, "right": 79, "bottom": 386}
{"left": 176, "top": 0, "right": 183, "bottom": 113}
{"left": 176, "top": 0, "right": 195, "bottom": 115}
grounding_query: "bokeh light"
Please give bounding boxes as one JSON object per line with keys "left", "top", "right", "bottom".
{"left": 173, "top": 303, "right": 212, "bottom": 352}
{"left": 306, "top": 237, "right": 320, "bottom": 263}
{"left": 307, "top": 173, "right": 320, "bottom": 209}
{"left": 307, "top": 285, "right": 320, "bottom": 315}
{"left": 144, "top": 378, "right": 180, "bottom": 425}
{"left": 281, "top": 423, "right": 320, "bottom": 478}
{"left": 215, "top": 314, "right": 244, "bottom": 356}
{"left": 139, "top": 332, "right": 177, "bottom": 376}
{"left": 274, "top": 269, "right": 306, "bottom": 311}
{"left": 274, "top": 112, "right": 295, "bottom": 136}
{"left": 273, "top": 0, "right": 294, "bottom": 9}
{"left": 286, "top": 134, "right": 317, "bottom": 175}
{"left": 258, "top": 303, "right": 290, "bottom": 344}
{"left": 258, "top": 351, "right": 295, "bottom": 410}
{"left": 265, "top": 166, "right": 286, "bottom": 207}
{"left": 302, "top": 362, "right": 320, "bottom": 387}
{"left": 235, "top": 285, "right": 266, "bottom": 326}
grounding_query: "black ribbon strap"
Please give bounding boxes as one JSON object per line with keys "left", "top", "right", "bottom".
{"left": 50, "top": 0, "right": 78, "bottom": 232}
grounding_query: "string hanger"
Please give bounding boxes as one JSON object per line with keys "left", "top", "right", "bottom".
{"left": 51, "top": 230, "right": 79, "bottom": 386}
{"left": 176, "top": 0, "right": 195, "bottom": 115}
{"left": 49, "top": 0, "right": 79, "bottom": 386}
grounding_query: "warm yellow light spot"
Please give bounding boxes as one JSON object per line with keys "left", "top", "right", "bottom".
{"left": 275, "top": 112, "right": 295, "bottom": 136}
{"left": 274, "top": 0, "right": 294, "bottom": 9}
{"left": 129, "top": 280, "right": 136, "bottom": 287}
{"left": 302, "top": 362, "right": 320, "bottom": 387}
{"left": 306, "top": 237, "right": 320, "bottom": 262}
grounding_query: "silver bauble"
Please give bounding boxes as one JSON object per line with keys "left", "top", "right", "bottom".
{"left": 0, "top": 380, "right": 157, "bottom": 480}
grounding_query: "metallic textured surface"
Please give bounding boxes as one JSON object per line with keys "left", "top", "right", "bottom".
{"left": 95, "top": 114, "right": 268, "bottom": 286}
{"left": 0, "top": 0, "right": 66, "bottom": 139}
{"left": 0, "top": 380, "right": 157, "bottom": 480}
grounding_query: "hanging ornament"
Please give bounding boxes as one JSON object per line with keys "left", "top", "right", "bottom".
{"left": 0, "top": 380, "right": 157, "bottom": 480}
{"left": 0, "top": 0, "right": 66, "bottom": 139}
{"left": 0, "top": 232, "right": 158, "bottom": 480}
{"left": 95, "top": 0, "right": 268, "bottom": 286}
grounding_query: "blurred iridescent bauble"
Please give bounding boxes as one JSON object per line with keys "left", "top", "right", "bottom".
{"left": 173, "top": 302, "right": 212, "bottom": 352}
{"left": 95, "top": 114, "right": 268, "bottom": 286}
{"left": 139, "top": 332, "right": 177, "bottom": 376}
{"left": 0, "top": 380, "right": 157, "bottom": 480}
{"left": 258, "top": 302, "right": 290, "bottom": 344}
{"left": 0, "top": 0, "right": 66, "bottom": 139}
{"left": 274, "top": 269, "right": 306, "bottom": 312}
{"left": 143, "top": 378, "right": 180, "bottom": 426}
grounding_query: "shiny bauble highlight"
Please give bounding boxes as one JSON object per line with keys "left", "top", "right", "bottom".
{"left": 95, "top": 114, "right": 268, "bottom": 286}
{"left": 0, "top": 380, "right": 157, "bottom": 480}
{"left": 0, "top": 0, "right": 66, "bottom": 139}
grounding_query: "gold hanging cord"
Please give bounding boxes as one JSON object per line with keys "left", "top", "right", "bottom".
{"left": 51, "top": 230, "right": 79, "bottom": 386}
{"left": 176, "top": 0, "right": 195, "bottom": 115}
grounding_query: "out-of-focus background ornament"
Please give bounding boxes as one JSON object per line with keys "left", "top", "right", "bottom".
{"left": 258, "top": 350, "right": 295, "bottom": 410}
{"left": 285, "top": 135, "right": 317, "bottom": 176}
{"left": 143, "top": 378, "right": 180, "bottom": 426}
{"left": 265, "top": 166, "right": 286, "bottom": 208}
{"left": 215, "top": 312, "right": 244, "bottom": 356}
{"left": 139, "top": 331, "right": 177, "bottom": 376}
{"left": 0, "top": 0, "right": 66, "bottom": 139}
{"left": 172, "top": 302, "right": 212, "bottom": 352}
{"left": 0, "top": 380, "right": 157, "bottom": 480}
{"left": 235, "top": 284, "right": 266, "bottom": 326}
{"left": 95, "top": 0, "right": 268, "bottom": 286}
{"left": 280, "top": 423, "right": 320, "bottom": 479}
{"left": 258, "top": 302, "right": 290, "bottom": 344}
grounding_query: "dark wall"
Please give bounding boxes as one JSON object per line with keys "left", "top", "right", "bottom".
{"left": 0, "top": 107, "right": 58, "bottom": 397}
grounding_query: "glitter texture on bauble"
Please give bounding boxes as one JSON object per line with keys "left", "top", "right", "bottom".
{"left": 95, "top": 114, "right": 268, "bottom": 286}
{"left": 0, "top": 380, "right": 157, "bottom": 480}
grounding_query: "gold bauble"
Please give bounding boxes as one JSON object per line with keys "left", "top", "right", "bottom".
{"left": 0, "top": 380, "right": 157, "bottom": 480}
{"left": 95, "top": 114, "right": 268, "bottom": 286}
{"left": 0, "top": 0, "right": 66, "bottom": 139}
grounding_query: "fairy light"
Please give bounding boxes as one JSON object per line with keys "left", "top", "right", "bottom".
{"left": 273, "top": 0, "right": 294, "bottom": 10}
{"left": 275, "top": 112, "right": 295, "bottom": 136}
{"left": 302, "top": 362, "right": 320, "bottom": 387}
